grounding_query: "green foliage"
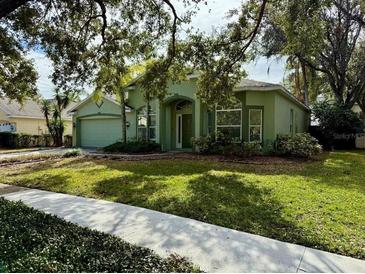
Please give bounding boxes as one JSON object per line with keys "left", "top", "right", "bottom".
{"left": 0, "top": 132, "right": 53, "bottom": 148}
{"left": 274, "top": 133, "right": 322, "bottom": 158}
{"left": 0, "top": 27, "right": 38, "bottom": 102}
{"left": 63, "top": 135, "right": 73, "bottom": 148}
{"left": 0, "top": 198, "right": 198, "bottom": 272}
{"left": 261, "top": 0, "right": 365, "bottom": 108}
{"left": 41, "top": 89, "right": 74, "bottom": 147}
{"left": 313, "top": 101, "right": 364, "bottom": 135}
{"left": 63, "top": 149, "right": 81, "bottom": 158}
{"left": 103, "top": 141, "right": 161, "bottom": 154}
{"left": 193, "top": 132, "right": 262, "bottom": 157}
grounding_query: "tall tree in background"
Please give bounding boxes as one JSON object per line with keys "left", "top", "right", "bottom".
{"left": 260, "top": 0, "right": 365, "bottom": 108}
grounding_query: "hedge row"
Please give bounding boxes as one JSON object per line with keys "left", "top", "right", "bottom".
{"left": 0, "top": 132, "right": 73, "bottom": 148}
{"left": 0, "top": 198, "right": 198, "bottom": 273}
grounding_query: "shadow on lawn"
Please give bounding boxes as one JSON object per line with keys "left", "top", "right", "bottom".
{"left": 92, "top": 171, "right": 324, "bottom": 253}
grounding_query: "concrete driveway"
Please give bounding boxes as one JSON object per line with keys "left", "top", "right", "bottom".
{"left": 0, "top": 148, "right": 74, "bottom": 159}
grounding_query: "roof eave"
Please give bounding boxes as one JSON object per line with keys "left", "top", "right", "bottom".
{"left": 234, "top": 85, "right": 310, "bottom": 111}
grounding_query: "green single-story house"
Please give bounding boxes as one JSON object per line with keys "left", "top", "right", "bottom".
{"left": 69, "top": 75, "right": 310, "bottom": 151}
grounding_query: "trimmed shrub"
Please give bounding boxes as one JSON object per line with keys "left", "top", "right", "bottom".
{"left": 193, "top": 132, "right": 262, "bottom": 157}
{"left": 274, "top": 133, "right": 322, "bottom": 158}
{"left": 103, "top": 141, "right": 162, "bottom": 154}
{"left": 0, "top": 133, "right": 57, "bottom": 148}
{"left": 0, "top": 132, "right": 17, "bottom": 147}
{"left": 0, "top": 198, "right": 198, "bottom": 272}
{"left": 40, "top": 134, "right": 54, "bottom": 147}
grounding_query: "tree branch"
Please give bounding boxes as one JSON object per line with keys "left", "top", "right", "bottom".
{"left": 0, "top": 0, "right": 30, "bottom": 19}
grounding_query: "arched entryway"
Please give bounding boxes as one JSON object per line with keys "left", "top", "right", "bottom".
{"left": 160, "top": 96, "right": 195, "bottom": 151}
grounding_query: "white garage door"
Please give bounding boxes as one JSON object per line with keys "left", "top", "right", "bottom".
{"left": 80, "top": 118, "right": 122, "bottom": 148}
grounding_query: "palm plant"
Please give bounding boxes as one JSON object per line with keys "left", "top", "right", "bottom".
{"left": 41, "top": 89, "right": 74, "bottom": 146}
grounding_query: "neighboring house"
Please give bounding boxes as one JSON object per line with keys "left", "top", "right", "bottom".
{"left": 70, "top": 76, "right": 310, "bottom": 151}
{"left": 0, "top": 98, "right": 74, "bottom": 136}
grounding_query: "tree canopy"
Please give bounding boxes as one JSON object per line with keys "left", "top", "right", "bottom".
{"left": 260, "top": 0, "right": 365, "bottom": 108}
{"left": 1, "top": 0, "right": 269, "bottom": 106}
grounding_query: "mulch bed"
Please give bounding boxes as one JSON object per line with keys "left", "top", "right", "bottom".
{"left": 172, "top": 153, "right": 310, "bottom": 165}
{"left": 86, "top": 151, "right": 312, "bottom": 165}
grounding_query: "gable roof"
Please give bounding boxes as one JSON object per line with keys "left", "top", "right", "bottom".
{"left": 67, "top": 94, "right": 132, "bottom": 113}
{"left": 0, "top": 98, "right": 76, "bottom": 120}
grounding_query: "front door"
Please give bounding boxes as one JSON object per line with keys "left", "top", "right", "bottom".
{"left": 182, "top": 114, "right": 193, "bottom": 148}
{"left": 176, "top": 114, "right": 182, "bottom": 149}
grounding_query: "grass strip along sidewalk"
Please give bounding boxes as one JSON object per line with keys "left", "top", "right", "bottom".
{"left": 0, "top": 198, "right": 198, "bottom": 273}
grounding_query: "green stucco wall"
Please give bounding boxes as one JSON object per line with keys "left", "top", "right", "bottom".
{"left": 274, "top": 92, "right": 309, "bottom": 137}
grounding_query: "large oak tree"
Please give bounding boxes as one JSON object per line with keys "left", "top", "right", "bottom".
{"left": 260, "top": 0, "right": 365, "bottom": 109}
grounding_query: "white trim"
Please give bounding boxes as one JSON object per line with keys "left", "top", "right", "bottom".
{"left": 67, "top": 94, "right": 131, "bottom": 114}
{"left": 248, "top": 109, "right": 263, "bottom": 142}
{"left": 215, "top": 104, "right": 242, "bottom": 141}
{"left": 137, "top": 106, "right": 157, "bottom": 141}
{"left": 176, "top": 114, "right": 182, "bottom": 149}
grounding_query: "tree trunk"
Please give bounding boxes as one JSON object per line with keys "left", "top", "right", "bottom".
{"left": 300, "top": 61, "right": 309, "bottom": 105}
{"left": 120, "top": 89, "right": 127, "bottom": 144}
{"left": 146, "top": 97, "right": 150, "bottom": 142}
{"left": 0, "top": 0, "right": 30, "bottom": 19}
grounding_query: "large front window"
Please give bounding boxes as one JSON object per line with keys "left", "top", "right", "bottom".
{"left": 216, "top": 98, "right": 242, "bottom": 141}
{"left": 137, "top": 106, "right": 156, "bottom": 141}
{"left": 249, "top": 109, "right": 262, "bottom": 142}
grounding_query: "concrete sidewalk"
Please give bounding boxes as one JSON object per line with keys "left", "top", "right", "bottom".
{"left": 1, "top": 186, "right": 365, "bottom": 272}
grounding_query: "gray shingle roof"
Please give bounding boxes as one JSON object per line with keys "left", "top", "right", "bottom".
{"left": 0, "top": 98, "right": 76, "bottom": 120}
{"left": 236, "top": 79, "right": 279, "bottom": 89}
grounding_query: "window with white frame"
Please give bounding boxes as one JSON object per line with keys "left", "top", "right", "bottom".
{"left": 249, "top": 109, "right": 262, "bottom": 142}
{"left": 216, "top": 98, "right": 242, "bottom": 141}
{"left": 137, "top": 106, "right": 156, "bottom": 141}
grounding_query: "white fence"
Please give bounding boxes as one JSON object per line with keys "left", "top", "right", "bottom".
{"left": 355, "top": 134, "right": 365, "bottom": 149}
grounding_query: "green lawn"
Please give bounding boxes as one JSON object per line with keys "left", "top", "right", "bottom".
{"left": 1, "top": 151, "right": 364, "bottom": 259}
{"left": 0, "top": 198, "right": 197, "bottom": 272}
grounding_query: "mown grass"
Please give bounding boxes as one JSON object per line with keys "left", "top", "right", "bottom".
{"left": 1, "top": 151, "right": 364, "bottom": 259}
{"left": 0, "top": 198, "right": 198, "bottom": 273}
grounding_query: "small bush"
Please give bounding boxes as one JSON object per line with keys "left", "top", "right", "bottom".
{"left": 64, "top": 135, "right": 73, "bottom": 147}
{"left": 63, "top": 149, "right": 81, "bottom": 158}
{"left": 275, "top": 133, "right": 322, "bottom": 158}
{"left": 103, "top": 141, "right": 162, "bottom": 154}
{"left": 193, "top": 132, "right": 262, "bottom": 157}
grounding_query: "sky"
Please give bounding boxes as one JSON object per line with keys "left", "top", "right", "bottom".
{"left": 29, "top": 0, "right": 286, "bottom": 99}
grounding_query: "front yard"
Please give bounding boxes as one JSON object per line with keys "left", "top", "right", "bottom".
{"left": 1, "top": 151, "right": 364, "bottom": 259}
